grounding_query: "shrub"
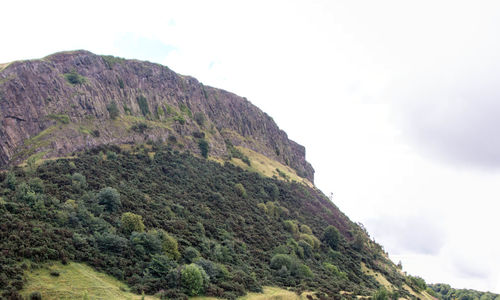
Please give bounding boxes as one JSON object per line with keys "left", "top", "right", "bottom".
{"left": 291, "top": 263, "right": 313, "bottom": 278}
{"left": 299, "top": 233, "right": 320, "bottom": 249}
{"left": 5, "top": 172, "right": 16, "bottom": 190}
{"left": 181, "top": 264, "right": 208, "bottom": 296}
{"left": 270, "top": 254, "right": 292, "bottom": 270}
{"left": 131, "top": 122, "right": 148, "bottom": 133}
{"left": 121, "top": 212, "right": 145, "bottom": 234}
{"left": 198, "top": 139, "right": 209, "bottom": 158}
{"left": 130, "top": 231, "right": 162, "bottom": 256}
{"left": 29, "top": 292, "right": 42, "bottom": 300}
{"left": 183, "top": 246, "right": 200, "bottom": 263}
{"left": 300, "top": 224, "right": 313, "bottom": 235}
{"left": 137, "top": 95, "right": 150, "bottom": 116}
{"left": 194, "top": 112, "right": 206, "bottom": 127}
{"left": 107, "top": 101, "right": 119, "bottom": 120}
{"left": 64, "top": 70, "right": 85, "bottom": 84}
{"left": 157, "top": 230, "right": 180, "bottom": 260}
{"left": 298, "top": 240, "right": 313, "bottom": 258}
{"left": 283, "top": 220, "right": 298, "bottom": 234}
{"left": 148, "top": 254, "right": 177, "bottom": 278}
{"left": 373, "top": 287, "right": 389, "bottom": 300}
{"left": 234, "top": 183, "right": 247, "bottom": 198}
{"left": 97, "top": 187, "right": 121, "bottom": 212}
{"left": 173, "top": 114, "right": 186, "bottom": 125}
{"left": 323, "top": 225, "right": 340, "bottom": 250}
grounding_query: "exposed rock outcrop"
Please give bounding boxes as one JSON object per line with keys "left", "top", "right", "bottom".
{"left": 0, "top": 50, "right": 314, "bottom": 181}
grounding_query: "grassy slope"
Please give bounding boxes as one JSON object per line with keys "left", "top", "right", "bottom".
{"left": 21, "top": 262, "right": 156, "bottom": 300}
{"left": 193, "top": 286, "right": 314, "bottom": 300}
{"left": 230, "top": 146, "right": 313, "bottom": 187}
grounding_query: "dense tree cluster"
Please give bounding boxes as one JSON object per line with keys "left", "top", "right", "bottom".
{"left": 0, "top": 144, "right": 409, "bottom": 299}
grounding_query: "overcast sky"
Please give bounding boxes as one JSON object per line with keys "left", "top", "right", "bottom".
{"left": 2, "top": 0, "right": 500, "bottom": 293}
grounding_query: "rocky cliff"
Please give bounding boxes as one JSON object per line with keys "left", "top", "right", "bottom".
{"left": 0, "top": 50, "right": 314, "bottom": 181}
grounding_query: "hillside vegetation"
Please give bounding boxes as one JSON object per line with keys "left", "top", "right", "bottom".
{"left": 0, "top": 144, "right": 418, "bottom": 299}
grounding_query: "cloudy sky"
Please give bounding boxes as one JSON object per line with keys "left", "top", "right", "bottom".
{"left": 2, "top": 0, "right": 500, "bottom": 292}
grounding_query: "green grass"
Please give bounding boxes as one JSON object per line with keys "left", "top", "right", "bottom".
{"left": 230, "top": 146, "right": 313, "bottom": 187}
{"left": 192, "top": 286, "right": 315, "bottom": 300}
{"left": 21, "top": 262, "right": 156, "bottom": 300}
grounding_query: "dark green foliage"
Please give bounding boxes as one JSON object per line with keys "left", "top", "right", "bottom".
{"left": 198, "top": 139, "right": 209, "bottom": 158}
{"left": 107, "top": 101, "right": 119, "bottom": 120}
{"left": 131, "top": 122, "right": 148, "bottom": 133}
{"left": 29, "top": 291, "right": 42, "bottom": 300}
{"left": 270, "top": 254, "right": 293, "bottom": 270}
{"left": 428, "top": 283, "right": 499, "bottom": 300}
{"left": 136, "top": 95, "right": 150, "bottom": 116}
{"left": 97, "top": 187, "right": 121, "bottom": 212}
{"left": 118, "top": 77, "right": 125, "bottom": 89}
{"left": 0, "top": 146, "right": 407, "bottom": 298}
{"left": 373, "top": 287, "right": 389, "bottom": 300}
{"left": 407, "top": 275, "right": 426, "bottom": 291}
{"left": 323, "top": 225, "right": 340, "bottom": 249}
{"left": 64, "top": 70, "right": 85, "bottom": 85}
{"left": 183, "top": 246, "right": 200, "bottom": 263}
{"left": 194, "top": 112, "right": 206, "bottom": 127}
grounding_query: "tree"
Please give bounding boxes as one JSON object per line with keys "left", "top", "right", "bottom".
{"left": 181, "top": 264, "right": 209, "bottom": 296}
{"left": 323, "top": 225, "right": 340, "bottom": 249}
{"left": 270, "top": 254, "right": 292, "bottom": 270}
{"left": 198, "top": 139, "right": 209, "bottom": 158}
{"left": 183, "top": 246, "right": 200, "bottom": 263}
{"left": 121, "top": 212, "right": 145, "bottom": 235}
{"left": 97, "top": 187, "right": 121, "bottom": 212}
{"left": 106, "top": 101, "right": 119, "bottom": 120}
{"left": 234, "top": 183, "right": 247, "bottom": 198}
{"left": 156, "top": 230, "right": 180, "bottom": 260}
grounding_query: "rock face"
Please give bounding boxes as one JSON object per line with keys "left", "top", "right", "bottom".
{"left": 0, "top": 50, "right": 314, "bottom": 181}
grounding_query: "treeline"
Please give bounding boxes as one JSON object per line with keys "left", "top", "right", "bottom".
{"left": 0, "top": 144, "right": 407, "bottom": 299}
{"left": 428, "top": 283, "right": 500, "bottom": 300}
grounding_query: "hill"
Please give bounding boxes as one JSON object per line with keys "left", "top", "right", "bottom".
{"left": 0, "top": 50, "right": 313, "bottom": 181}
{"left": 0, "top": 51, "right": 452, "bottom": 300}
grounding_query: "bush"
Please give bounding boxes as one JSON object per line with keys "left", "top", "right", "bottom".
{"left": 183, "top": 246, "right": 200, "bottom": 263}
{"left": 234, "top": 183, "right": 247, "bottom": 198}
{"left": 291, "top": 263, "right": 313, "bottom": 278}
{"left": 323, "top": 225, "right": 340, "bottom": 250}
{"left": 97, "top": 187, "right": 121, "bottom": 212}
{"left": 121, "top": 212, "right": 145, "bottom": 235}
{"left": 148, "top": 254, "right": 178, "bottom": 278}
{"left": 64, "top": 70, "right": 85, "bottom": 84}
{"left": 300, "top": 224, "right": 313, "bottom": 234}
{"left": 29, "top": 292, "right": 42, "bottom": 300}
{"left": 299, "top": 233, "right": 320, "bottom": 249}
{"left": 194, "top": 112, "right": 206, "bottom": 127}
{"left": 181, "top": 264, "right": 209, "bottom": 296}
{"left": 198, "top": 139, "right": 209, "bottom": 158}
{"left": 131, "top": 122, "right": 148, "bottom": 133}
{"left": 157, "top": 230, "right": 180, "bottom": 260}
{"left": 373, "top": 287, "right": 389, "bottom": 300}
{"left": 137, "top": 95, "right": 150, "bottom": 116}
{"left": 283, "top": 220, "right": 298, "bottom": 234}
{"left": 270, "top": 254, "right": 292, "bottom": 270}
{"left": 107, "top": 101, "right": 119, "bottom": 120}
